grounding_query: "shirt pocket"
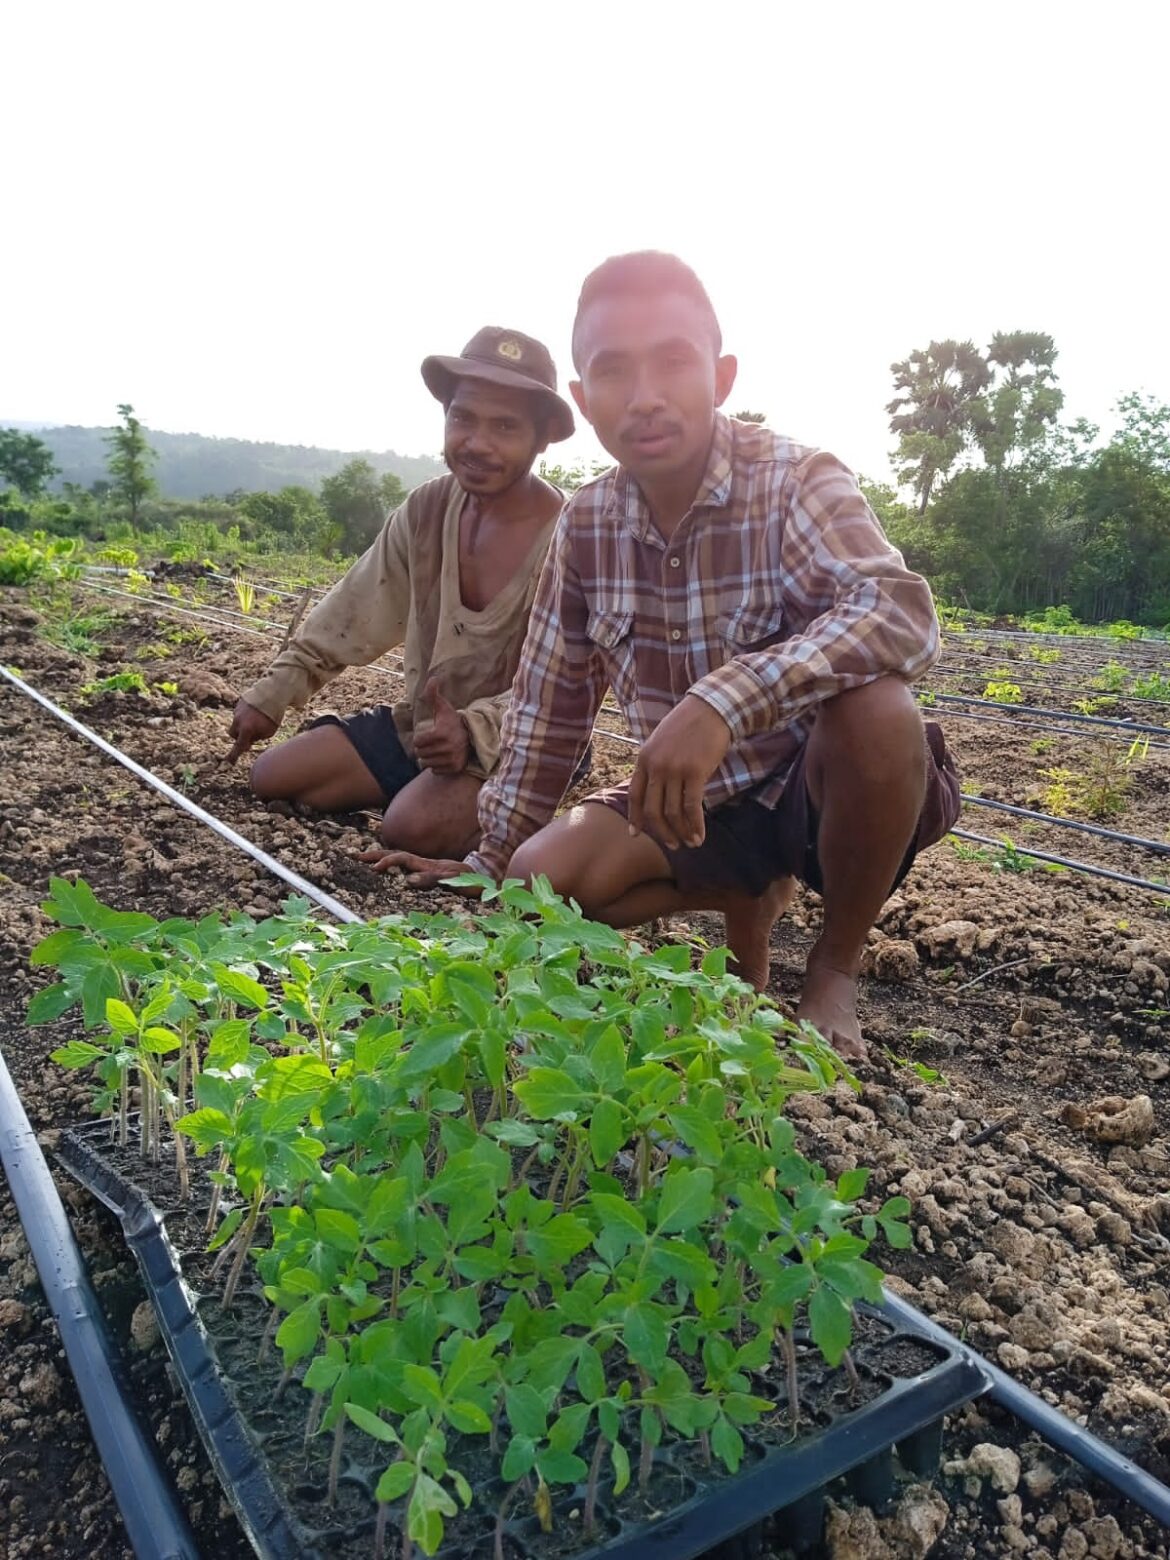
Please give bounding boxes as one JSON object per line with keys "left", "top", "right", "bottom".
{"left": 586, "top": 608, "right": 638, "bottom": 709}
{"left": 717, "top": 602, "right": 786, "bottom": 653}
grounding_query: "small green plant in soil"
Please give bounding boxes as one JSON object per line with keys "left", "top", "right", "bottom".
{"left": 1025, "top": 646, "right": 1061, "bottom": 664}
{"left": 983, "top": 679, "right": 1023, "bottom": 704}
{"left": 1093, "top": 661, "right": 1132, "bottom": 694}
{"left": 0, "top": 531, "right": 79, "bottom": 585}
{"left": 232, "top": 575, "right": 256, "bottom": 614}
{"left": 35, "top": 877, "right": 911, "bottom": 1558}
{"left": 79, "top": 669, "right": 149, "bottom": 698}
{"left": 1132, "top": 671, "right": 1170, "bottom": 700}
{"left": 1072, "top": 695, "right": 1117, "bottom": 715}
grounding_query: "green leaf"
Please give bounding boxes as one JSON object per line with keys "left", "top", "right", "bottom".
{"left": 611, "top": 1437, "right": 631, "bottom": 1495}
{"left": 396, "top": 1022, "right": 469, "bottom": 1086}
{"left": 401, "top": 1364, "right": 443, "bottom": 1408}
{"left": 408, "top": 1473, "right": 456, "bottom": 1555}
{"left": 808, "top": 1285, "right": 853, "bottom": 1366}
{"left": 588, "top": 1097, "right": 625, "bottom": 1168}
{"left": 175, "top": 1107, "right": 234, "bottom": 1152}
{"left": 656, "top": 1165, "right": 715, "bottom": 1234}
{"left": 536, "top": 1447, "right": 588, "bottom": 1485}
{"left": 374, "top": 1460, "right": 414, "bottom": 1500}
{"left": 513, "top": 1067, "right": 585, "bottom": 1120}
{"left": 207, "top": 1205, "right": 244, "bottom": 1251}
{"left": 836, "top": 1168, "right": 870, "bottom": 1202}
{"left": 211, "top": 964, "right": 270, "bottom": 1010}
{"left": 50, "top": 1040, "right": 107, "bottom": 1069}
{"left": 27, "top": 982, "right": 76, "bottom": 1024}
{"left": 589, "top": 1025, "right": 626, "bottom": 1094}
{"left": 445, "top": 1399, "right": 492, "bottom": 1434}
{"left": 504, "top": 1383, "right": 548, "bottom": 1439}
{"left": 501, "top": 1435, "right": 536, "bottom": 1482}
{"left": 105, "top": 997, "right": 139, "bottom": 1037}
{"left": 624, "top": 1303, "right": 668, "bottom": 1371}
{"left": 275, "top": 1299, "right": 320, "bottom": 1363}
{"left": 141, "top": 1026, "right": 182, "bottom": 1054}
{"left": 314, "top": 1208, "right": 361, "bottom": 1255}
{"left": 576, "top": 1343, "right": 606, "bottom": 1403}
{"left": 81, "top": 964, "right": 121, "bottom": 1027}
{"left": 524, "top": 1213, "right": 594, "bottom": 1269}
{"left": 30, "top": 928, "right": 88, "bottom": 967}
{"left": 590, "top": 1193, "right": 646, "bottom": 1237}
{"left": 666, "top": 1105, "right": 723, "bottom": 1164}
{"left": 711, "top": 1415, "right": 744, "bottom": 1472}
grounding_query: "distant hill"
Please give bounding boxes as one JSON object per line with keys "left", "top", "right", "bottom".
{"left": 31, "top": 424, "right": 445, "bottom": 499}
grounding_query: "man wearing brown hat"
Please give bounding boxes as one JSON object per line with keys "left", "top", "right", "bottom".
{"left": 225, "top": 326, "right": 575, "bottom": 860}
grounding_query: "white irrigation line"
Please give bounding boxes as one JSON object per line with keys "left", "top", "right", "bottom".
{"left": 0, "top": 666, "right": 362, "bottom": 926}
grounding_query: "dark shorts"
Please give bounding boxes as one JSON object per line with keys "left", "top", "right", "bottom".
{"left": 309, "top": 705, "right": 595, "bottom": 803}
{"left": 587, "top": 722, "right": 961, "bottom": 900}
{"left": 309, "top": 704, "right": 419, "bottom": 802}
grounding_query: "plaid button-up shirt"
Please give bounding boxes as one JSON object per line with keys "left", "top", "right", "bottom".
{"left": 467, "top": 414, "right": 940, "bottom": 880}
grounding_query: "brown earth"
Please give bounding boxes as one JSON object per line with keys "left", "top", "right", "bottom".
{"left": 1, "top": 580, "right": 1169, "bottom": 1560}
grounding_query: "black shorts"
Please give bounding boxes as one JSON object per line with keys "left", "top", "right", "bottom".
{"left": 587, "top": 723, "right": 961, "bottom": 900}
{"left": 309, "top": 705, "right": 419, "bottom": 802}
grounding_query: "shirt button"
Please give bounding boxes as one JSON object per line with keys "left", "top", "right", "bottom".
{"left": 670, "top": 629, "right": 681, "bottom": 641}
{"left": 669, "top": 556, "right": 681, "bottom": 568}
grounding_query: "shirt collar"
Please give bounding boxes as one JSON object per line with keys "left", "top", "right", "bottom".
{"left": 607, "top": 413, "right": 735, "bottom": 540}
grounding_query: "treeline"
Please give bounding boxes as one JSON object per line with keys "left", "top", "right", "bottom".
{"left": 865, "top": 336, "right": 1170, "bottom": 627}
{"left": 23, "top": 422, "right": 443, "bottom": 500}
{"left": 0, "top": 409, "right": 419, "bottom": 560}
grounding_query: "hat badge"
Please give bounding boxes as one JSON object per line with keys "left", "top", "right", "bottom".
{"left": 497, "top": 339, "right": 523, "bottom": 361}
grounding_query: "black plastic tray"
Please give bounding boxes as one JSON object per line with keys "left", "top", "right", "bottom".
{"left": 58, "top": 1122, "right": 990, "bottom": 1560}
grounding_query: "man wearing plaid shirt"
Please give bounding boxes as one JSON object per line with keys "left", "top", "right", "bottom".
{"left": 377, "top": 252, "right": 960, "bottom": 1059}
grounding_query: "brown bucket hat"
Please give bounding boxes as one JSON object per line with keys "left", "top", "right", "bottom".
{"left": 421, "top": 326, "right": 575, "bottom": 443}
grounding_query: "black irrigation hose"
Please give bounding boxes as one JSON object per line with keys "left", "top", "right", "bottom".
{"left": 6, "top": 657, "right": 1170, "bottom": 1534}
{"left": 0, "top": 1049, "right": 200, "bottom": 1560}
{"left": 950, "top": 828, "right": 1169, "bottom": 896}
{"left": 961, "top": 794, "right": 1170, "bottom": 857}
{"left": 931, "top": 704, "right": 1170, "bottom": 753}
{"left": 0, "top": 667, "right": 361, "bottom": 925}
{"left": 932, "top": 691, "right": 1168, "bottom": 738}
{"left": 878, "top": 1289, "right": 1170, "bottom": 1530}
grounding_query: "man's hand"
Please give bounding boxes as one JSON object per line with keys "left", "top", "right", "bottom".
{"left": 227, "top": 699, "right": 278, "bottom": 763}
{"left": 358, "top": 847, "right": 478, "bottom": 892}
{"left": 627, "top": 694, "right": 732, "bottom": 850}
{"left": 413, "top": 679, "right": 470, "bottom": 775}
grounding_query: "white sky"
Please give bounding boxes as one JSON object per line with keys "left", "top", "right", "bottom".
{"left": 4, "top": 0, "right": 1168, "bottom": 484}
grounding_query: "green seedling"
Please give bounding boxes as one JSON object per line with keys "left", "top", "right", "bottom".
{"left": 983, "top": 680, "right": 1023, "bottom": 705}
{"left": 233, "top": 576, "right": 256, "bottom": 614}
{"left": 34, "top": 876, "right": 912, "bottom": 1555}
{"left": 79, "top": 669, "right": 149, "bottom": 697}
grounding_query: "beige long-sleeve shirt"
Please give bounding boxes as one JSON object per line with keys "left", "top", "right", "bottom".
{"left": 240, "top": 475, "right": 558, "bottom": 776}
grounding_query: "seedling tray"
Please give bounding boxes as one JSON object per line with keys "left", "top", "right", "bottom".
{"left": 58, "top": 1121, "right": 989, "bottom": 1560}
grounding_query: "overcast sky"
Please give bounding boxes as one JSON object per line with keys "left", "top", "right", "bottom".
{"left": 4, "top": 1, "right": 1167, "bottom": 484}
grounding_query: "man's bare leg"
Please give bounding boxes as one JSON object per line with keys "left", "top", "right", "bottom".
{"left": 798, "top": 678, "right": 927, "bottom": 1060}
{"left": 508, "top": 805, "right": 795, "bottom": 989}
{"left": 378, "top": 770, "right": 484, "bottom": 859}
{"left": 250, "top": 724, "right": 387, "bottom": 811}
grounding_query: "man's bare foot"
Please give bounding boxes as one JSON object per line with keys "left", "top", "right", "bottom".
{"left": 796, "top": 959, "right": 866, "bottom": 1062}
{"left": 724, "top": 876, "right": 796, "bottom": 991}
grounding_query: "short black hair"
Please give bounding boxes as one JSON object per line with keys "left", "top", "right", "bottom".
{"left": 571, "top": 251, "right": 723, "bottom": 371}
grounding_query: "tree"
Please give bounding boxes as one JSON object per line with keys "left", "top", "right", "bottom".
{"left": 104, "top": 404, "right": 158, "bottom": 524}
{"left": 237, "top": 485, "right": 336, "bottom": 552}
{"left": 0, "top": 429, "right": 58, "bottom": 496}
{"left": 319, "top": 459, "right": 407, "bottom": 555}
{"left": 886, "top": 340, "right": 990, "bottom": 512}
{"left": 969, "top": 332, "right": 1064, "bottom": 475}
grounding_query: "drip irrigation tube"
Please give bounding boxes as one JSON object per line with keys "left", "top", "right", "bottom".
{"left": 0, "top": 1048, "right": 200, "bottom": 1559}
{"left": 0, "top": 666, "right": 361, "bottom": 925}
{"left": 950, "top": 827, "right": 1169, "bottom": 895}
{"left": 961, "top": 795, "right": 1170, "bottom": 856}
{"left": 878, "top": 1288, "right": 1170, "bottom": 1529}
{"left": 933, "top": 691, "right": 1168, "bottom": 738}
{"left": 931, "top": 704, "right": 1170, "bottom": 753}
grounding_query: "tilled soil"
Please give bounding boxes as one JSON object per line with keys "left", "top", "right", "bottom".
{"left": 1, "top": 584, "right": 1169, "bottom": 1560}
